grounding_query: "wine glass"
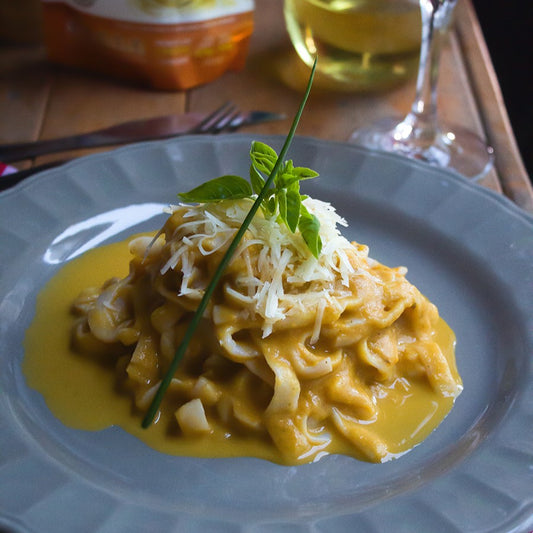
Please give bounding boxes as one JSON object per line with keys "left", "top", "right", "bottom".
{"left": 350, "top": 0, "right": 494, "bottom": 180}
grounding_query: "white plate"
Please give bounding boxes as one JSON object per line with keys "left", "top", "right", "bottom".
{"left": 1, "top": 135, "right": 532, "bottom": 533}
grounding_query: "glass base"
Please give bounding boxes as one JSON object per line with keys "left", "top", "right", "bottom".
{"left": 350, "top": 117, "right": 494, "bottom": 181}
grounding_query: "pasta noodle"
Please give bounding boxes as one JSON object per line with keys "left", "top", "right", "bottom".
{"left": 70, "top": 197, "right": 462, "bottom": 463}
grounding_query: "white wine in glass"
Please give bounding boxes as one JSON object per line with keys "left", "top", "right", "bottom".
{"left": 284, "top": 0, "right": 422, "bottom": 92}
{"left": 350, "top": 0, "right": 494, "bottom": 180}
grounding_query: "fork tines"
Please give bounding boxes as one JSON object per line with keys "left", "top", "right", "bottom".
{"left": 195, "top": 102, "right": 239, "bottom": 134}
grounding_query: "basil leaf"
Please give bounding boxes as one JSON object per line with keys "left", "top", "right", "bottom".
{"left": 249, "top": 164, "right": 266, "bottom": 195}
{"left": 276, "top": 163, "right": 319, "bottom": 189}
{"left": 285, "top": 182, "right": 301, "bottom": 233}
{"left": 292, "top": 167, "right": 319, "bottom": 180}
{"left": 275, "top": 160, "right": 293, "bottom": 188}
{"left": 278, "top": 188, "right": 287, "bottom": 225}
{"left": 299, "top": 204, "right": 322, "bottom": 258}
{"left": 250, "top": 141, "right": 278, "bottom": 176}
{"left": 267, "top": 196, "right": 276, "bottom": 214}
{"left": 178, "top": 175, "right": 252, "bottom": 202}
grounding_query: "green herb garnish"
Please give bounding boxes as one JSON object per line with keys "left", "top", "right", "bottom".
{"left": 177, "top": 142, "right": 321, "bottom": 257}
{"left": 141, "top": 58, "right": 317, "bottom": 429}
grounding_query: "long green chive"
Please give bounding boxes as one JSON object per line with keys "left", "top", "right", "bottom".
{"left": 141, "top": 58, "right": 317, "bottom": 428}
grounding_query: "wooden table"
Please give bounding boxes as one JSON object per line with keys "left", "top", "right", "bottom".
{"left": 1, "top": 0, "right": 532, "bottom": 213}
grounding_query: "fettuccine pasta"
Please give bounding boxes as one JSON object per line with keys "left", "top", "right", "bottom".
{"left": 70, "top": 197, "right": 462, "bottom": 463}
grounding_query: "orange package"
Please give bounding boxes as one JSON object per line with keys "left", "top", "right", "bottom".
{"left": 41, "top": 0, "right": 255, "bottom": 90}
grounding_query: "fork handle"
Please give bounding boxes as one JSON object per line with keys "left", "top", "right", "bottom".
{"left": 0, "top": 134, "right": 111, "bottom": 163}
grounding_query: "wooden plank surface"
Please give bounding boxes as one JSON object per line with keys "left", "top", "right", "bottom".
{"left": 454, "top": 0, "right": 533, "bottom": 211}
{"left": 35, "top": 71, "right": 187, "bottom": 165}
{"left": 0, "top": 0, "right": 531, "bottom": 213}
{"left": 0, "top": 46, "right": 51, "bottom": 169}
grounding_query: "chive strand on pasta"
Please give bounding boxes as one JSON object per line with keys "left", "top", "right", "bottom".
{"left": 141, "top": 59, "right": 317, "bottom": 429}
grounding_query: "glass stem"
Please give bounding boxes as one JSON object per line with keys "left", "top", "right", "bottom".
{"left": 396, "top": 0, "right": 456, "bottom": 144}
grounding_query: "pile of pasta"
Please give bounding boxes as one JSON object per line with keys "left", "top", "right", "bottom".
{"left": 71, "top": 197, "right": 462, "bottom": 463}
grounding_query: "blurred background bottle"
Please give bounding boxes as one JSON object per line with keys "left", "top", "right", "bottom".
{"left": 284, "top": 0, "right": 421, "bottom": 92}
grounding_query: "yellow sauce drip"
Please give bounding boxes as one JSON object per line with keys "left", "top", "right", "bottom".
{"left": 23, "top": 235, "right": 460, "bottom": 464}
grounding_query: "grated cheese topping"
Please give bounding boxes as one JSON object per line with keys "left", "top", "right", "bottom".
{"left": 159, "top": 197, "right": 382, "bottom": 337}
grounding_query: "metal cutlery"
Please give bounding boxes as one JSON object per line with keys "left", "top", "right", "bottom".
{"left": 0, "top": 102, "right": 284, "bottom": 164}
{"left": 0, "top": 103, "right": 284, "bottom": 191}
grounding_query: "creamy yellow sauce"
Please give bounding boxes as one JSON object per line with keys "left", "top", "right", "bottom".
{"left": 23, "top": 235, "right": 460, "bottom": 464}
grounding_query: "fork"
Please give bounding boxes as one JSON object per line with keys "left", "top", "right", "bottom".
{"left": 0, "top": 102, "right": 281, "bottom": 191}
{"left": 193, "top": 102, "right": 242, "bottom": 134}
{"left": 0, "top": 101, "right": 257, "bottom": 164}
{"left": 189, "top": 102, "right": 274, "bottom": 134}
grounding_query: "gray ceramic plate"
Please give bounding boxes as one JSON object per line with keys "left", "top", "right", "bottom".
{"left": 1, "top": 135, "right": 532, "bottom": 533}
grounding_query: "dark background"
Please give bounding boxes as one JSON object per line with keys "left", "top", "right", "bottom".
{"left": 472, "top": 0, "right": 532, "bottom": 180}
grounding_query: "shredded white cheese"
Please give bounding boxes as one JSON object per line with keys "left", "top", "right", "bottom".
{"left": 162, "top": 197, "right": 375, "bottom": 336}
